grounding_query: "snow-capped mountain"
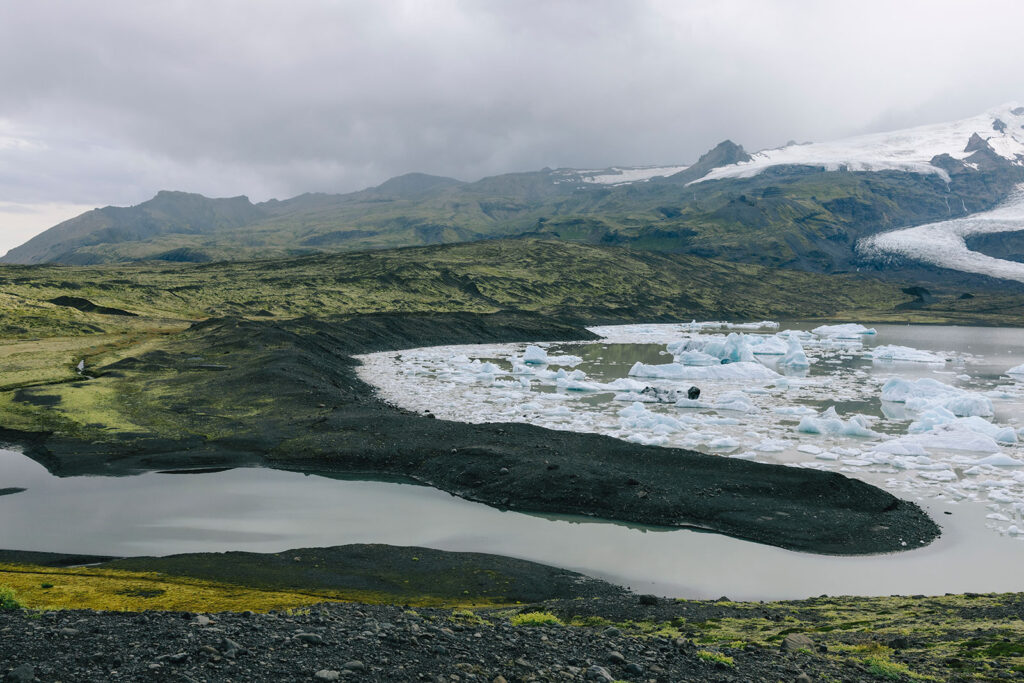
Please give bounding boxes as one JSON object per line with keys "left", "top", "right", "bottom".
{"left": 551, "top": 165, "right": 690, "bottom": 186}
{"left": 696, "top": 103, "right": 1024, "bottom": 184}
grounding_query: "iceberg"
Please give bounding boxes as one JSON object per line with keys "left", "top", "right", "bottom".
{"left": 812, "top": 323, "right": 877, "bottom": 338}
{"left": 881, "top": 377, "right": 994, "bottom": 417}
{"left": 629, "top": 360, "right": 780, "bottom": 381}
{"left": 869, "top": 345, "right": 946, "bottom": 364}
{"left": 797, "top": 406, "right": 881, "bottom": 438}
{"left": 1007, "top": 363, "right": 1024, "bottom": 376}
{"left": 521, "top": 344, "right": 582, "bottom": 366}
{"left": 780, "top": 337, "right": 810, "bottom": 368}
{"left": 699, "top": 332, "right": 756, "bottom": 364}
{"left": 522, "top": 345, "right": 549, "bottom": 364}
{"left": 713, "top": 391, "right": 758, "bottom": 413}
{"left": 747, "top": 335, "right": 788, "bottom": 355}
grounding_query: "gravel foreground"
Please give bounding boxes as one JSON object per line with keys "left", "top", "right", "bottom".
{"left": 1, "top": 599, "right": 872, "bottom": 683}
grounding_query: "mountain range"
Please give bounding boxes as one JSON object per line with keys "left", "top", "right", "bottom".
{"left": 5, "top": 104, "right": 1024, "bottom": 281}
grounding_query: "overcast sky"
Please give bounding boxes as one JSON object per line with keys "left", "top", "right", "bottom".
{"left": 2, "top": 0, "right": 1024, "bottom": 255}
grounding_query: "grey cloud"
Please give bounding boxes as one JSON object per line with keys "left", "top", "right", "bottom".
{"left": 1, "top": 0, "right": 1024, "bottom": 208}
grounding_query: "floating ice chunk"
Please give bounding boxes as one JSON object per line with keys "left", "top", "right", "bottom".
{"left": 899, "top": 430, "right": 1001, "bottom": 453}
{"left": 812, "top": 323, "right": 877, "bottom": 338}
{"left": 675, "top": 350, "right": 720, "bottom": 366}
{"left": 675, "top": 397, "right": 712, "bottom": 409}
{"left": 815, "top": 451, "right": 841, "bottom": 461}
{"left": 773, "top": 405, "right": 817, "bottom": 416}
{"left": 555, "top": 378, "right": 603, "bottom": 391}
{"left": 869, "top": 345, "right": 946, "bottom": 363}
{"left": 748, "top": 335, "right": 788, "bottom": 355}
{"left": 797, "top": 406, "right": 881, "bottom": 437}
{"left": 713, "top": 391, "right": 758, "bottom": 413}
{"left": 881, "top": 377, "right": 993, "bottom": 417}
{"left": 919, "top": 469, "right": 958, "bottom": 482}
{"left": 708, "top": 437, "right": 741, "bottom": 451}
{"left": 628, "top": 360, "right": 780, "bottom": 381}
{"left": 975, "top": 453, "right": 1024, "bottom": 467}
{"left": 1007, "top": 363, "right": 1024, "bottom": 376}
{"left": 780, "top": 337, "right": 810, "bottom": 368}
{"left": 700, "top": 332, "right": 756, "bottom": 364}
{"left": 614, "top": 391, "right": 656, "bottom": 402}
{"left": 990, "top": 490, "right": 1015, "bottom": 503}
{"left": 871, "top": 441, "right": 930, "bottom": 457}
{"left": 797, "top": 444, "right": 822, "bottom": 455}
{"left": 522, "top": 345, "right": 549, "bottom": 364}
{"left": 754, "top": 439, "right": 790, "bottom": 452}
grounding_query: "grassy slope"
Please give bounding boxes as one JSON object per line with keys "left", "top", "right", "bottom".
{"left": 0, "top": 238, "right": 1020, "bottom": 444}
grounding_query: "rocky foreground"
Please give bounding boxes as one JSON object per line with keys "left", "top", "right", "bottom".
{"left": 5, "top": 590, "right": 1024, "bottom": 682}
{"left": 0, "top": 599, "right": 869, "bottom": 683}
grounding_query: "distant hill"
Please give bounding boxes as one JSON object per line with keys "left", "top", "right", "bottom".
{"left": 5, "top": 104, "right": 1024, "bottom": 279}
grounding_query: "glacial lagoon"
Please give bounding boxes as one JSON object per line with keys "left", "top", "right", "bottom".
{"left": 4, "top": 322, "right": 1024, "bottom": 600}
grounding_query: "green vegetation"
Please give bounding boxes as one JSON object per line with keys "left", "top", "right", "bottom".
{"left": 0, "top": 585, "right": 24, "bottom": 610}
{"left": 696, "top": 650, "right": 735, "bottom": 667}
{"left": 5, "top": 158, "right": 1019, "bottom": 275}
{"left": 509, "top": 611, "right": 564, "bottom": 627}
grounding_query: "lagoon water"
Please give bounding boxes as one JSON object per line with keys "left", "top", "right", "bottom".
{"left": 4, "top": 323, "right": 1024, "bottom": 600}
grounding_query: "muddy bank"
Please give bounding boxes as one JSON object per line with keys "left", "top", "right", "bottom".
{"left": 5, "top": 311, "right": 940, "bottom": 555}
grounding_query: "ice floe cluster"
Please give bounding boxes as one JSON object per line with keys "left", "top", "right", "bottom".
{"left": 356, "top": 322, "right": 1024, "bottom": 539}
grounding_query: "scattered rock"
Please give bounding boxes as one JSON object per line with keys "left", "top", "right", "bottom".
{"left": 781, "top": 633, "right": 814, "bottom": 652}
{"left": 6, "top": 664, "right": 34, "bottom": 683}
{"left": 585, "top": 665, "right": 614, "bottom": 682}
{"left": 294, "top": 632, "right": 324, "bottom": 645}
{"left": 343, "top": 660, "right": 365, "bottom": 672}
{"left": 607, "top": 651, "right": 625, "bottom": 665}
{"left": 315, "top": 670, "right": 341, "bottom": 681}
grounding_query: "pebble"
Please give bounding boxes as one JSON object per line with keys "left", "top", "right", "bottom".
{"left": 6, "top": 664, "right": 33, "bottom": 683}
{"left": 294, "top": 632, "right": 324, "bottom": 645}
{"left": 315, "top": 670, "right": 341, "bottom": 681}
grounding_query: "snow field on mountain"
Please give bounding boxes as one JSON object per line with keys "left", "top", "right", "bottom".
{"left": 695, "top": 103, "right": 1024, "bottom": 184}
{"left": 356, "top": 322, "right": 1024, "bottom": 539}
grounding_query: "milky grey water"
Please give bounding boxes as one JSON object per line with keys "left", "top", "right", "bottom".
{"left": 3, "top": 323, "right": 1024, "bottom": 600}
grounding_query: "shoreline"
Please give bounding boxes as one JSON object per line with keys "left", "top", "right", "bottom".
{"left": 2, "top": 311, "right": 939, "bottom": 556}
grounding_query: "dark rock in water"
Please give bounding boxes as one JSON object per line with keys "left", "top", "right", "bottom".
{"left": 687, "top": 386, "right": 701, "bottom": 400}
{"left": 0, "top": 488, "right": 26, "bottom": 497}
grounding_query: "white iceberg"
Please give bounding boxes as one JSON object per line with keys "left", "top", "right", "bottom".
{"left": 880, "top": 377, "right": 993, "bottom": 417}
{"left": 629, "top": 360, "right": 780, "bottom": 381}
{"left": 869, "top": 345, "right": 946, "bottom": 364}
{"left": 521, "top": 344, "right": 582, "bottom": 366}
{"left": 797, "top": 406, "right": 881, "bottom": 438}
{"left": 713, "top": 391, "right": 758, "bottom": 413}
{"left": 812, "top": 323, "right": 877, "bottom": 338}
{"left": 1007, "top": 363, "right": 1024, "bottom": 376}
{"left": 747, "top": 335, "right": 788, "bottom": 356}
{"left": 780, "top": 337, "right": 810, "bottom": 368}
